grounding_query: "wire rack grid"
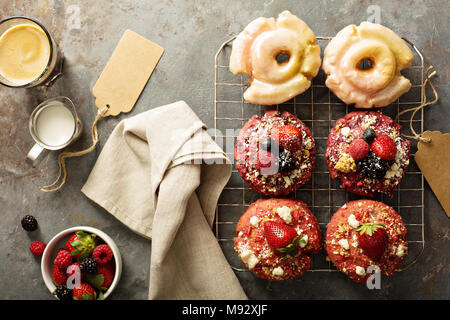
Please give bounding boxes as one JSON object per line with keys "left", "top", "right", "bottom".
{"left": 214, "top": 36, "right": 425, "bottom": 274}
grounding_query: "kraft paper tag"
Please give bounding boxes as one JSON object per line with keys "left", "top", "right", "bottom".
{"left": 415, "top": 131, "right": 450, "bottom": 218}
{"left": 92, "top": 29, "right": 164, "bottom": 117}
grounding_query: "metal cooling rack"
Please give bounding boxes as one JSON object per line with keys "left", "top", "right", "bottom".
{"left": 214, "top": 36, "right": 426, "bottom": 274}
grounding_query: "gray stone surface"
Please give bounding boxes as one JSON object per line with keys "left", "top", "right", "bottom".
{"left": 0, "top": 0, "right": 448, "bottom": 299}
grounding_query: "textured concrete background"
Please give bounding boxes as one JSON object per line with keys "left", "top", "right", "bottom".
{"left": 0, "top": 0, "right": 448, "bottom": 299}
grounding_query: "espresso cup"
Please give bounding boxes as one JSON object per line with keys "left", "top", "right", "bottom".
{"left": 0, "top": 16, "right": 60, "bottom": 88}
{"left": 27, "top": 96, "right": 82, "bottom": 166}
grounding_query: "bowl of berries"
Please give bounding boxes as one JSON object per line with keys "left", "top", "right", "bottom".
{"left": 41, "top": 226, "right": 122, "bottom": 300}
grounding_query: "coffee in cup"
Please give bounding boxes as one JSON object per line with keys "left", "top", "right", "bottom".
{"left": 0, "top": 17, "right": 60, "bottom": 88}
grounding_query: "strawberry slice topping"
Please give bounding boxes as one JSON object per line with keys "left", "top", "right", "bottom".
{"left": 356, "top": 222, "right": 388, "bottom": 261}
{"left": 263, "top": 220, "right": 299, "bottom": 256}
{"left": 271, "top": 125, "right": 303, "bottom": 152}
{"left": 371, "top": 135, "right": 397, "bottom": 161}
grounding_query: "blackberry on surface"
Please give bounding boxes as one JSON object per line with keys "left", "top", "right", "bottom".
{"left": 278, "top": 149, "right": 297, "bottom": 173}
{"left": 362, "top": 128, "right": 376, "bottom": 143}
{"left": 357, "top": 152, "right": 389, "bottom": 179}
{"left": 21, "top": 215, "right": 38, "bottom": 232}
{"left": 53, "top": 285, "right": 72, "bottom": 301}
{"left": 79, "top": 257, "right": 98, "bottom": 274}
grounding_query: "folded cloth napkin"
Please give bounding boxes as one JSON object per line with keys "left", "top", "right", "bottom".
{"left": 81, "top": 101, "right": 247, "bottom": 300}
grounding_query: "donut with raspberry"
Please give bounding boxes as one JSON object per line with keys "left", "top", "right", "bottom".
{"left": 235, "top": 110, "right": 315, "bottom": 196}
{"left": 234, "top": 198, "right": 322, "bottom": 281}
{"left": 325, "top": 200, "right": 408, "bottom": 283}
{"left": 326, "top": 111, "right": 410, "bottom": 197}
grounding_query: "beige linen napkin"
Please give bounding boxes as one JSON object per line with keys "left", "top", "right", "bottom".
{"left": 81, "top": 101, "right": 247, "bottom": 300}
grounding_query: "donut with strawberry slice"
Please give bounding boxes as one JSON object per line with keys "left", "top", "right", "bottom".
{"left": 234, "top": 198, "right": 321, "bottom": 281}
{"left": 325, "top": 200, "right": 408, "bottom": 283}
{"left": 326, "top": 110, "right": 410, "bottom": 197}
{"left": 235, "top": 110, "right": 315, "bottom": 196}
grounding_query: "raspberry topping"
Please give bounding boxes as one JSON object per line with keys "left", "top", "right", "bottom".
{"left": 348, "top": 138, "right": 370, "bottom": 161}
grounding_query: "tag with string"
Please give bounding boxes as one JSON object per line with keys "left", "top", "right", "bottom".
{"left": 41, "top": 29, "right": 164, "bottom": 192}
{"left": 396, "top": 66, "right": 449, "bottom": 218}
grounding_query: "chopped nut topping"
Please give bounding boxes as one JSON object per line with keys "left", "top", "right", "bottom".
{"left": 334, "top": 153, "right": 356, "bottom": 173}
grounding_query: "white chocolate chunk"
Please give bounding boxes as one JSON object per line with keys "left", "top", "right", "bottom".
{"left": 341, "top": 127, "right": 351, "bottom": 136}
{"left": 249, "top": 216, "right": 260, "bottom": 228}
{"left": 240, "top": 250, "right": 259, "bottom": 270}
{"left": 396, "top": 244, "right": 406, "bottom": 257}
{"left": 277, "top": 206, "right": 292, "bottom": 224}
{"left": 272, "top": 267, "right": 284, "bottom": 276}
{"left": 348, "top": 214, "right": 360, "bottom": 229}
{"left": 355, "top": 266, "right": 366, "bottom": 276}
{"left": 338, "top": 238, "right": 350, "bottom": 250}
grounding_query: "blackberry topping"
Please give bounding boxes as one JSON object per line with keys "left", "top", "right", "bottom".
{"left": 362, "top": 128, "right": 376, "bottom": 143}
{"left": 278, "top": 149, "right": 297, "bottom": 173}
{"left": 21, "top": 215, "right": 38, "bottom": 232}
{"left": 53, "top": 285, "right": 72, "bottom": 301}
{"left": 79, "top": 257, "right": 98, "bottom": 274}
{"left": 357, "top": 152, "right": 389, "bottom": 179}
{"left": 259, "top": 137, "right": 277, "bottom": 151}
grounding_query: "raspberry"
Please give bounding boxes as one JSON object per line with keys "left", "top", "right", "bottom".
{"left": 92, "top": 244, "right": 113, "bottom": 265}
{"left": 371, "top": 135, "right": 397, "bottom": 161}
{"left": 349, "top": 138, "right": 370, "bottom": 161}
{"left": 271, "top": 125, "right": 303, "bottom": 151}
{"left": 52, "top": 264, "right": 68, "bottom": 286}
{"left": 29, "top": 241, "right": 46, "bottom": 257}
{"left": 54, "top": 249, "right": 73, "bottom": 269}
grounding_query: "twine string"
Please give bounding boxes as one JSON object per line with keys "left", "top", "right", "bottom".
{"left": 40, "top": 105, "right": 110, "bottom": 193}
{"left": 395, "top": 66, "right": 438, "bottom": 143}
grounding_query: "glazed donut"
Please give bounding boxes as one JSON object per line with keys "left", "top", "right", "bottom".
{"left": 322, "top": 22, "right": 414, "bottom": 108}
{"left": 229, "top": 11, "right": 321, "bottom": 105}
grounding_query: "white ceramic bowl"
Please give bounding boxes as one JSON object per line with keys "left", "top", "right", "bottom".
{"left": 41, "top": 226, "right": 122, "bottom": 300}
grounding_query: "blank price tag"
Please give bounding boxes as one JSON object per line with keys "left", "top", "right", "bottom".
{"left": 415, "top": 131, "right": 450, "bottom": 217}
{"left": 92, "top": 29, "right": 164, "bottom": 117}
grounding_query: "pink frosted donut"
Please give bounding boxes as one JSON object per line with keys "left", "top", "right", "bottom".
{"left": 322, "top": 22, "right": 414, "bottom": 108}
{"left": 326, "top": 200, "right": 408, "bottom": 283}
{"left": 234, "top": 198, "right": 322, "bottom": 281}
